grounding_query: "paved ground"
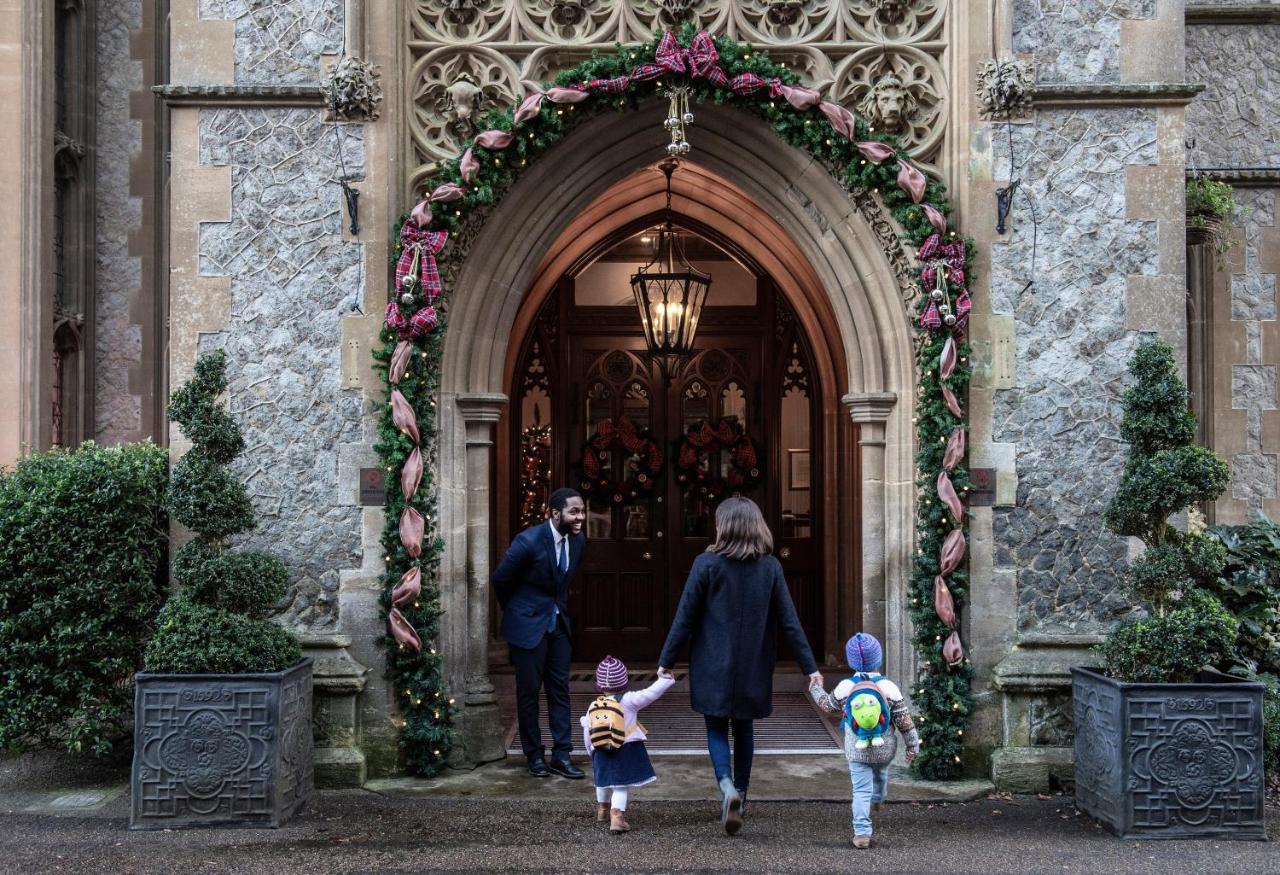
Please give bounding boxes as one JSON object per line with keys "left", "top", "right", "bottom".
{"left": 1, "top": 752, "right": 1275, "bottom": 874}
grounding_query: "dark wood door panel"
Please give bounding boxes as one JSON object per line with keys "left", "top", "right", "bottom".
{"left": 510, "top": 280, "right": 829, "bottom": 663}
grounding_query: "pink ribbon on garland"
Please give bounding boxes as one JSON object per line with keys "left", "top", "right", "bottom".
{"left": 897, "top": 160, "right": 927, "bottom": 204}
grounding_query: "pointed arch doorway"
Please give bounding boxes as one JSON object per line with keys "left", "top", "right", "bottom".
{"left": 497, "top": 166, "right": 858, "bottom": 666}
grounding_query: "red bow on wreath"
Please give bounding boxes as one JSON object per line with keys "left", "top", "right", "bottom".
{"left": 579, "top": 417, "right": 664, "bottom": 503}
{"left": 676, "top": 418, "right": 762, "bottom": 498}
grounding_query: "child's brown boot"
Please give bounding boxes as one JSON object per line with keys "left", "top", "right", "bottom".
{"left": 852, "top": 835, "right": 872, "bottom": 849}
{"left": 596, "top": 802, "right": 610, "bottom": 822}
{"left": 610, "top": 808, "right": 630, "bottom": 833}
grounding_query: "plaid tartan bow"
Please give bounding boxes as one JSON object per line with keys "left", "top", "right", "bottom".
{"left": 384, "top": 301, "right": 438, "bottom": 339}
{"left": 919, "top": 233, "right": 966, "bottom": 287}
{"left": 653, "top": 31, "right": 729, "bottom": 88}
{"left": 917, "top": 233, "right": 972, "bottom": 337}
{"left": 396, "top": 224, "right": 448, "bottom": 302}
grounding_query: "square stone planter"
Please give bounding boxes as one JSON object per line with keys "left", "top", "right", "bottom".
{"left": 1071, "top": 666, "right": 1266, "bottom": 840}
{"left": 130, "top": 658, "right": 314, "bottom": 829}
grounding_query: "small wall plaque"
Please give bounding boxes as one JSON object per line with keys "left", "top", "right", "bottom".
{"left": 968, "top": 467, "right": 996, "bottom": 507}
{"left": 359, "top": 468, "right": 386, "bottom": 506}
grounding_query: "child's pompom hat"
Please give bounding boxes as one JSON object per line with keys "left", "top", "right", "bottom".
{"left": 845, "top": 632, "right": 883, "bottom": 672}
{"left": 595, "top": 655, "right": 629, "bottom": 693}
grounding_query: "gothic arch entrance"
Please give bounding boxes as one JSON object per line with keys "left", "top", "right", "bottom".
{"left": 505, "top": 209, "right": 850, "bottom": 662}
{"left": 432, "top": 102, "right": 919, "bottom": 760}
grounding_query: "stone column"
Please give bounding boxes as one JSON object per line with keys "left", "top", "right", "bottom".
{"left": 842, "top": 392, "right": 897, "bottom": 660}
{"left": 453, "top": 392, "right": 508, "bottom": 764}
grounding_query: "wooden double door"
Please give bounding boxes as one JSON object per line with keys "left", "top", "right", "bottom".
{"left": 511, "top": 280, "right": 822, "bottom": 663}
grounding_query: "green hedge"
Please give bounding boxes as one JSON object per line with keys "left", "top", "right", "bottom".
{"left": 0, "top": 441, "right": 169, "bottom": 755}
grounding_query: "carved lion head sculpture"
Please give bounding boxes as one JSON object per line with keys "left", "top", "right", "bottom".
{"left": 856, "top": 72, "right": 918, "bottom": 134}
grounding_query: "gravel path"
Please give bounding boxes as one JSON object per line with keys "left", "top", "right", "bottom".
{"left": 1, "top": 791, "right": 1275, "bottom": 874}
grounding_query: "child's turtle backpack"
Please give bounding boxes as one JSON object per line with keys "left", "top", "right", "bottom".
{"left": 840, "top": 673, "right": 889, "bottom": 740}
{"left": 587, "top": 695, "right": 627, "bottom": 751}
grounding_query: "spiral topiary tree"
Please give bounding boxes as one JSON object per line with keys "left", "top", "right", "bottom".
{"left": 145, "top": 350, "right": 301, "bottom": 674}
{"left": 1099, "top": 338, "right": 1236, "bottom": 683}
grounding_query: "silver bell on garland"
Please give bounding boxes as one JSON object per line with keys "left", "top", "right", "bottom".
{"left": 400, "top": 291, "right": 415, "bottom": 305}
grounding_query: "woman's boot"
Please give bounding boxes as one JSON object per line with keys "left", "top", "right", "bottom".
{"left": 719, "top": 776, "right": 743, "bottom": 835}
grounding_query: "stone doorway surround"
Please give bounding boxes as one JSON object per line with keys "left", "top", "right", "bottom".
{"left": 431, "top": 103, "right": 920, "bottom": 763}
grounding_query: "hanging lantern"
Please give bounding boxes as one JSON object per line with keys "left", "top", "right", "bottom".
{"left": 630, "top": 160, "right": 711, "bottom": 385}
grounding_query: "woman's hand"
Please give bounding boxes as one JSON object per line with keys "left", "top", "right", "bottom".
{"left": 808, "top": 670, "right": 824, "bottom": 689}
{"left": 905, "top": 748, "right": 918, "bottom": 765}
{"left": 657, "top": 666, "right": 675, "bottom": 679}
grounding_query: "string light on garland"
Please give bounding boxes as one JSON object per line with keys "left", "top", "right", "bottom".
{"left": 373, "top": 24, "right": 974, "bottom": 779}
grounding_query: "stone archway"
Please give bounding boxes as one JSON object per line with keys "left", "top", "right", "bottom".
{"left": 433, "top": 101, "right": 919, "bottom": 763}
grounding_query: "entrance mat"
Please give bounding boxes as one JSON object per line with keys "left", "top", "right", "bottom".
{"left": 504, "top": 689, "right": 841, "bottom": 756}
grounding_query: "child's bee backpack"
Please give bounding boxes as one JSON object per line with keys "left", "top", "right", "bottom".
{"left": 587, "top": 695, "right": 627, "bottom": 751}
{"left": 840, "top": 673, "right": 889, "bottom": 738}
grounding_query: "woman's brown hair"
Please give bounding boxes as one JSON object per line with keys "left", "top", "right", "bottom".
{"left": 707, "top": 496, "right": 773, "bottom": 561}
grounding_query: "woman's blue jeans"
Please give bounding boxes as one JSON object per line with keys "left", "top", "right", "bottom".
{"left": 704, "top": 716, "right": 755, "bottom": 792}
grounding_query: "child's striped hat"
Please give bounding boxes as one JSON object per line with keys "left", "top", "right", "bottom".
{"left": 595, "top": 655, "right": 629, "bottom": 693}
{"left": 845, "top": 632, "right": 883, "bottom": 672}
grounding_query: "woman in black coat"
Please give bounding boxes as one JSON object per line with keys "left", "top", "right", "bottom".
{"left": 657, "top": 496, "right": 823, "bottom": 835}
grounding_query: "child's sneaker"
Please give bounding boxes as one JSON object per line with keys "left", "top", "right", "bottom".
{"left": 871, "top": 736, "right": 885, "bottom": 747}
{"left": 854, "top": 738, "right": 870, "bottom": 750}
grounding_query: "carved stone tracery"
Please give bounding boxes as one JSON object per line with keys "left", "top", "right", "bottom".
{"left": 407, "top": 0, "right": 950, "bottom": 187}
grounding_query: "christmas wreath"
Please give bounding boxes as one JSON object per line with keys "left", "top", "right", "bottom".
{"left": 675, "top": 418, "right": 763, "bottom": 500}
{"left": 577, "top": 416, "right": 664, "bottom": 504}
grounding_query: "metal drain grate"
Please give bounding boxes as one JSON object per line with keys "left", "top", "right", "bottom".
{"left": 504, "top": 689, "right": 841, "bottom": 756}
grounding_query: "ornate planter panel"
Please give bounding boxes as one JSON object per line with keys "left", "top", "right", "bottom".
{"left": 1071, "top": 667, "right": 1266, "bottom": 840}
{"left": 131, "top": 659, "right": 314, "bottom": 829}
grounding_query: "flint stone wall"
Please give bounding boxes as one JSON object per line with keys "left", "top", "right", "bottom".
{"left": 990, "top": 108, "right": 1160, "bottom": 631}
{"left": 196, "top": 107, "right": 366, "bottom": 629}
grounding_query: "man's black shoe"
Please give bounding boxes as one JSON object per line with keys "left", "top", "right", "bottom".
{"left": 527, "top": 758, "right": 550, "bottom": 778}
{"left": 548, "top": 758, "right": 585, "bottom": 779}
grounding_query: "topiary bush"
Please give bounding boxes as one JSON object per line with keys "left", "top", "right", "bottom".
{"left": 1100, "top": 339, "right": 1233, "bottom": 682}
{"left": 1098, "top": 589, "right": 1237, "bottom": 684}
{"left": 145, "top": 350, "right": 300, "bottom": 675}
{"left": 0, "top": 441, "right": 169, "bottom": 755}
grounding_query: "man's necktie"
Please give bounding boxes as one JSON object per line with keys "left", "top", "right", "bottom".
{"left": 558, "top": 538, "right": 568, "bottom": 575}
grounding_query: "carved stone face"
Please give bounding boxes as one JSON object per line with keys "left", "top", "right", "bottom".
{"left": 445, "top": 0, "right": 476, "bottom": 26}
{"left": 444, "top": 74, "right": 481, "bottom": 125}
{"left": 858, "top": 73, "right": 917, "bottom": 133}
{"left": 552, "top": 0, "right": 585, "bottom": 25}
{"left": 872, "top": 0, "right": 910, "bottom": 24}
{"left": 662, "top": 0, "right": 695, "bottom": 22}
{"left": 767, "top": 0, "right": 805, "bottom": 26}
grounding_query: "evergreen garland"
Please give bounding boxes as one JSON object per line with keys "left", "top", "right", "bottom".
{"left": 376, "top": 25, "right": 974, "bottom": 779}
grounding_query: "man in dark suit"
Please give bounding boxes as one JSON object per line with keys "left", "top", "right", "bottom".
{"left": 494, "top": 487, "right": 587, "bottom": 779}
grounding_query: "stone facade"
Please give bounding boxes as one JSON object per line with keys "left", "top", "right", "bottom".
{"left": 199, "top": 0, "right": 344, "bottom": 85}
{"left": 1186, "top": 15, "right": 1280, "bottom": 523}
{"left": 1186, "top": 23, "right": 1280, "bottom": 168}
{"left": 991, "top": 109, "right": 1158, "bottom": 632}
{"left": 1013, "top": 0, "right": 1154, "bottom": 84}
{"left": 94, "top": 0, "right": 145, "bottom": 444}
{"left": 6, "top": 0, "right": 1278, "bottom": 792}
{"left": 196, "top": 107, "right": 366, "bottom": 629}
